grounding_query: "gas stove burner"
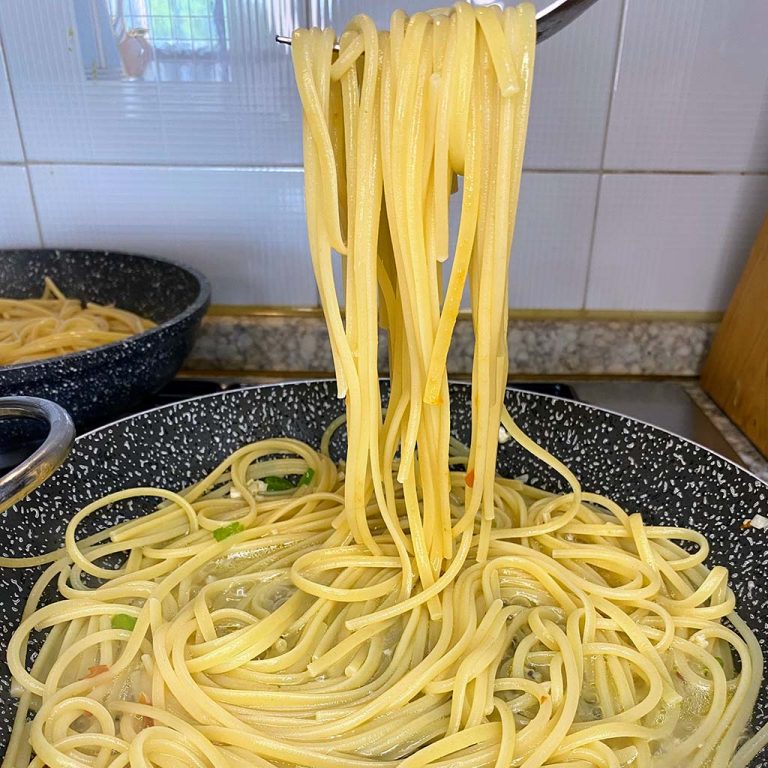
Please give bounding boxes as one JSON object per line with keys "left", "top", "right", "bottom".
{"left": 131, "top": 377, "right": 246, "bottom": 408}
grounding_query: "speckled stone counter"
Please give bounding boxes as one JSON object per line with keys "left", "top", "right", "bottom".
{"left": 187, "top": 313, "right": 717, "bottom": 377}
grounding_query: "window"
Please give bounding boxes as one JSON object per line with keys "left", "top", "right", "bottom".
{"left": 77, "top": 0, "right": 230, "bottom": 83}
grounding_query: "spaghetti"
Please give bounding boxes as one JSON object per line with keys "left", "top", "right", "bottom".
{"left": 1, "top": 4, "right": 767, "bottom": 767}
{"left": 0, "top": 278, "right": 155, "bottom": 366}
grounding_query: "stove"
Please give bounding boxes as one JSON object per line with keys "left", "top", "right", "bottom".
{"left": 0, "top": 376, "right": 744, "bottom": 473}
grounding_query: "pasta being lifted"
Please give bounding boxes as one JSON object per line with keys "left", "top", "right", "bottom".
{"left": 0, "top": 278, "right": 155, "bottom": 366}
{"left": 2, "top": 4, "right": 767, "bottom": 768}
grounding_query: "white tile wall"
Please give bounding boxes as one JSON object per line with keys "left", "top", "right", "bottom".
{"left": 29, "top": 165, "right": 317, "bottom": 305}
{"left": 0, "top": 166, "right": 40, "bottom": 246}
{"left": 509, "top": 173, "right": 600, "bottom": 307}
{"left": 334, "top": 171, "right": 599, "bottom": 310}
{"left": 524, "top": 0, "right": 621, "bottom": 170}
{"left": 0, "top": 0, "right": 767, "bottom": 311}
{"left": 587, "top": 174, "right": 768, "bottom": 311}
{"left": 0, "top": 40, "right": 23, "bottom": 162}
{"left": 605, "top": 0, "right": 768, "bottom": 172}
{"left": 0, "top": 0, "right": 306, "bottom": 165}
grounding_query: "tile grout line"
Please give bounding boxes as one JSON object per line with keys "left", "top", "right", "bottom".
{"left": 0, "top": 24, "right": 45, "bottom": 247}
{"left": 0, "top": 159, "right": 766, "bottom": 175}
{"left": 580, "top": 0, "right": 629, "bottom": 311}
{"left": 526, "top": 169, "right": 768, "bottom": 176}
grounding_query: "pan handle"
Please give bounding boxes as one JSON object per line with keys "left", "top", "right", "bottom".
{"left": 0, "top": 397, "right": 76, "bottom": 514}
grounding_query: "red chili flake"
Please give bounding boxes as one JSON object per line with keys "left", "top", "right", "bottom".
{"left": 466, "top": 469, "right": 475, "bottom": 488}
{"left": 84, "top": 664, "right": 109, "bottom": 679}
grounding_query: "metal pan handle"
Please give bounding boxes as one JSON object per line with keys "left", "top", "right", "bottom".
{"left": 0, "top": 397, "right": 75, "bottom": 514}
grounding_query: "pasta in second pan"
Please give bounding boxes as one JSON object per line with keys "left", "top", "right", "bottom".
{"left": 0, "top": 278, "right": 155, "bottom": 367}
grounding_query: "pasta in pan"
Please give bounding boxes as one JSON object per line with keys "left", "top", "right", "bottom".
{"left": 3, "top": 432, "right": 766, "bottom": 768}
{"left": 1, "top": 4, "right": 766, "bottom": 768}
{"left": 0, "top": 278, "right": 155, "bottom": 367}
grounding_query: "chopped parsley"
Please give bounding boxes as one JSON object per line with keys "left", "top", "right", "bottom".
{"left": 111, "top": 614, "right": 137, "bottom": 631}
{"left": 213, "top": 521, "right": 244, "bottom": 541}
{"left": 263, "top": 475, "right": 295, "bottom": 492}
{"left": 298, "top": 468, "right": 315, "bottom": 487}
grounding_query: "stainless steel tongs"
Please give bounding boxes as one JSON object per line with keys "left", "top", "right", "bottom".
{"left": 276, "top": 0, "right": 599, "bottom": 47}
{"left": 0, "top": 397, "right": 75, "bottom": 514}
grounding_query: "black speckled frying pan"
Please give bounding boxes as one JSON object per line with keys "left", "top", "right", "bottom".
{"left": 0, "top": 249, "right": 210, "bottom": 455}
{"left": 0, "top": 381, "right": 766, "bottom": 765}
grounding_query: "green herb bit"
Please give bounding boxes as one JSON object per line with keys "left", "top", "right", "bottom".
{"left": 298, "top": 468, "right": 315, "bottom": 487}
{"left": 213, "top": 521, "right": 245, "bottom": 541}
{"left": 111, "top": 614, "right": 137, "bottom": 631}
{"left": 264, "top": 475, "right": 295, "bottom": 491}
{"left": 716, "top": 656, "right": 724, "bottom": 667}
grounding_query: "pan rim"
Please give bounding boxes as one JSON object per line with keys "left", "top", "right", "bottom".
{"left": 74, "top": 377, "right": 768, "bottom": 492}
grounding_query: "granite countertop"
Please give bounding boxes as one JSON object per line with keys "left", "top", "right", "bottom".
{"left": 188, "top": 311, "right": 719, "bottom": 378}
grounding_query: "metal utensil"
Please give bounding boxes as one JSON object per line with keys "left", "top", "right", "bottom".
{"left": 276, "top": 0, "right": 599, "bottom": 48}
{"left": 0, "top": 397, "right": 75, "bottom": 514}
